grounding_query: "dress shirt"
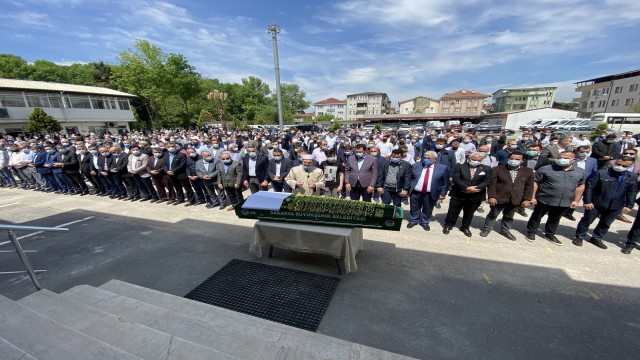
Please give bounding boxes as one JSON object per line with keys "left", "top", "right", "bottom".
{"left": 248, "top": 158, "right": 256, "bottom": 176}
{"left": 413, "top": 165, "right": 435, "bottom": 193}
{"left": 275, "top": 162, "right": 281, "bottom": 177}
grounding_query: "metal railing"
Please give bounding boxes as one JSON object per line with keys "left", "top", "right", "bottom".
{"left": 0, "top": 224, "right": 68, "bottom": 291}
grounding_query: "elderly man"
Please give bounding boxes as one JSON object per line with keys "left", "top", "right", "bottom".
{"left": 217, "top": 151, "right": 243, "bottom": 207}
{"left": 442, "top": 152, "right": 492, "bottom": 237}
{"left": 268, "top": 148, "right": 293, "bottom": 193}
{"left": 345, "top": 144, "right": 378, "bottom": 202}
{"left": 242, "top": 144, "right": 269, "bottom": 194}
{"left": 165, "top": 143, "right": 195, "bottom": 205}
{"left": 573, "top": 156, "right": 638, "bottom": 249}
{"left": 196, "top": 150, "right": 225, "bottom": 209}
{"left": 286, "top": 154, "right": 325, "bottom": 195}
{"left": 147, "top": 147, "right": 174, "bottom": 203}
{"left": 128, "top": 145, "right": 158, "bottom": 202}
{"left": 407, "top": 151, "right": 451, "bottom": 231}
{"left": 496, "top": 140, "right": 520, "bottom": 166}
{"left": 376, "top": 149, "right": 412, "bottom": 206}
{"left": 526, "top": 151, "right": 586, "bottom": 246}
{"left": 312, "top": 140, "right": 329, "bottom": 164}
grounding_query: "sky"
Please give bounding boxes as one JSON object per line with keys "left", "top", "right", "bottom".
{"left": 2, "top": 0, "right": 640, "bottom": 108}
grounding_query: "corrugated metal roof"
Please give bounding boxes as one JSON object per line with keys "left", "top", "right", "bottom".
{"left": 0, "top": 78, "right": 136, "bottom": 97}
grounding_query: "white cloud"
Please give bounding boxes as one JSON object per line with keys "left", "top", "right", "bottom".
{"left": 6, "top": 11, "right": 53, "bottom": 27}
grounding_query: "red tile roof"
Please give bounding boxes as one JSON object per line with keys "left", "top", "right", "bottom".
{"left": 441, "top": 90, "right": 490, "bottom": 99}
{"left": 313, "top": 97, "right": 346, "bottom": 105}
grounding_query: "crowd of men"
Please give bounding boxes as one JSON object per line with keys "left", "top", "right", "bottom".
{"left": 1, "top": 125, "right": 639, "bottom": 254}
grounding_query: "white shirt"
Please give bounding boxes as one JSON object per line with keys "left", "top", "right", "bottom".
{"left": 573, "top": 138, "right": 591, "bottom": 147}
{"left": 376, "top": 141, "right": 393, "bottom": 157}
{"left": 413, "top": 165, "right": 435, "bottom": 193}
{"left": 248, "top": 158, "right": 257, "bottom": 176}
{"left": 575, "top": 159, "right": 586, "bottom": 170}
{"left": 275, "top": 162, "right": 281, "bottom": 177}
{"left": 481, "top": 155, "right": 498, "bottom": 168}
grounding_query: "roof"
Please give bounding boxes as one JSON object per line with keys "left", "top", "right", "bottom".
{"left": 0, "top": 78, "right": 136, "bottom": 97}
{"left": 312, "top": 97, "right": 346, "bottom": 105}
{"left": 441, "top": 90, "right": 490, "bottom": 99}
{"left": 491, "top": 87, "right": 557, "bottom": 96}
{"left": 398, "top": 96, "right": 439, "bottom": 104}
{"left": 574, "top": 69, "right": 640, "bottom": 85}
{"left": 346, "top": 92, "right": 388, "bottom": 97}
{"left": 485, "top": 107, "right": 579, "bottom": 116}
{"left": 293, "top": 113, "right": 314, "bottom": 118}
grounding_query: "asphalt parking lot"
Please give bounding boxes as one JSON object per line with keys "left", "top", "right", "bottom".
{"left": 1, "top": 188, "right": 639, "bottom": 360}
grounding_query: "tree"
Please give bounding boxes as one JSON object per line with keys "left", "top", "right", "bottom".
{"left": 0, "top": 54, "right": 32, "bottom": 78}
{"left": 197, "top": 109, "right": 214, "bottom": 127}
{"left": 28, "top": 60, "right": 69, "bottom": 83}
{"left": 553, "top": 101, "right": 578, "bottom": 110}
{"left": 24, "top": 108, "right": 62, "bottom": 134}
{"left": 273, "top": 83, "right": 310, "bottom": 120}
{"left": 315, "top": 113, "right": 335, "bottom": 123}
{"left": 590, "top": 122, "right": 609, "bottom": 141}
{"left": 628, "top": 102, "right": 640, "bottom": 113}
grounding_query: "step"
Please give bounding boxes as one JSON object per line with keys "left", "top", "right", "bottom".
{"left": 0, "top": 293, "right": 141, "bottom": 360}
{"left": 62, "top": 285, "right": 319, "bottom": 359}
{"left": 0, "top": 336, "right": 38, "bottom": 360}
{"left": 100, "top": 280, "right": 414, "bottom": 360}
{"left": 18, "top": 289, "right": 235, "bottom": 360}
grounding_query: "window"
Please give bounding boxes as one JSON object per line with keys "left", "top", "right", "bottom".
{"left": 630, "top": 84, "right": 638, "bottom": 92}
{"left": 26, "top": 95, "right": 50, "bottom": 108}
{"left": 0, "top": 94, "right": 26, "bottom": 107}
{"left": 589, "top": 101, "right": 595, "bottom": 108}
{"left": 117, "top": 99, "right": 130, "bottom": 110}
{"left": 91, "top": 98, "right": 107, "bottom": 109}
{"left": 466, "top": 107, "right": 471, "bottom": 112}
{"left": 454, "top": 107, "right": 461, "bottom": 112}
{"left": 48, "top": 96, "right": 62, "bottom": 108}
{"left": 442, "top": 108, "right": 449, "bottom": 113}
{"left": 598, "top": 100, "right": 606, "bottom": 107}
{"left": 611, "top": 99, "right": 619, "bottom": 106}
{"left": 625, "top": 98, "right": 635, "bottom": 105}
{"left": 68, "top": 96, "right": 91, "bottom": 109}
{"left": 602, "top": 88, "right": 610, "bottom": 95}
{"left": 614, "top": 86, "right": 623, "bottom": 93}
{"left": 472, "top": 107, "right": 477, "bottom": 112}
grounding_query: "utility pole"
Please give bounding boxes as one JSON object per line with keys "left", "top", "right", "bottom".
{"left": 267, "top": 24, "right": 284, "bottom": 131}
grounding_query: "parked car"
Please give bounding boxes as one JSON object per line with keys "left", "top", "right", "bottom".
{"left": 413, "top": 124, "right": 424, "bottom": 131}
{"left": 398, "top": 124, "right": 412, "bottom": 131}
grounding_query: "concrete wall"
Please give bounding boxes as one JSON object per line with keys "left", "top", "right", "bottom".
{"left": 504, "top": 108, "right": 580, "bottom": 129}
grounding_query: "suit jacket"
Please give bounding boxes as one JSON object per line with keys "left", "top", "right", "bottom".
{"left": 242, "top": 155, "right": 269, "bottom": 182}
{"left": 33, "top": 150, "right": 50, "bottom": 174}
{"left": 543, "top": 144, "right": 573, "bottom": 160}
{"left": 524, "top": 155, "right": 550, "bottom": 171}
{"left": 77, "top": 152, "right": 92, "bottom": 173}
{"left": 146, "top": 154, "right": 167, "bottom": 176}
{"left": 164, "top": 152, "right": 188, "bottom": 179}
{"left": 435, "top": 149, "right": 457, "bottom": 171}
{"left": 216, "top": 161, "right": 243, "bottom": 187}
{"left": 448, "top": 163, "right": 492, "bottom": 202}
{"left": 409, "top": 162, "right": 451, "bottom": 201}
{"left": 345, "top": 155, "right": 378, "bottom": 187}
{"left": 268, "top": 158, "right": 293, "bottom": 182}
{"left": 376, "top": 159, "right": 412, "bottom": 192}
{"left": 60, "top": 151, "right": 79, "bottom": 173}
{"left": 487, "top": 165, "right": 535, "bottom": 205}
{"left": 127, "top": 153, "right": 150, "bottom": 177}
{"left": 583, "top": 168, "right": 638, "bottom": 210}
{"left": 45, "top": 151, "right": 62, "bottom": 174}
{"left": 576, "top": 157, "right": 598, "bottom": 179}
{"left": 110, "top": 153, "right": 129, "bottom": 175}
{"left": 285, "top": 165, "right": 325, "bottom": 195}
{"left": 195, "top": 159, "right": 219, "bottom": 179}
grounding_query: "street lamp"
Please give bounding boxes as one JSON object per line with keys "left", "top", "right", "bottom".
{"left": 267, "top": 24, "right": 284, "bottom": 131}
{"left": 207, "top": 89, "right": 228, "bottom": 129}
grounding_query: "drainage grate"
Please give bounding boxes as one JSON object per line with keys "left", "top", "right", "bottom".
{"left": 184, "top": 259, "right": 340, "bottom": 331}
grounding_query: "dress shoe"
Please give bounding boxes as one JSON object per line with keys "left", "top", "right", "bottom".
{"left": 173, "top": 200, "right": 185, "bottom": 205}
{"left": 500, "top": 231, "right": 517, "bottom": 241}
{"left": 109, "top": 195, "right": 117, "bottom": 199}
{"left": 156, "top": 199, "right": 167, "bottom": 203}
{"left": 420, "top": 224, "right": 430, "bottom": 231}
{"left": 149, "top": 199, "right": 158, "bottom": 203}
{"left": 563, "top": 214, "right": 576, "bottom": 221}
{"left": 476, "top": 207, "right": 485, "bottom": 213}
{"left": 516, "top": 208, "right": 528, "bottom": 217}
{"left": 442, "top": 226, "right": 451, "bottom": 235}
{"left": 479, "top": 229, "right": 490, "bottom": 237}
{"left": 406, "top": 222, "right": 417, "bottom": 229}
{"left": 525, "top": 232, "right": 536, "bottom": 242}
{"left": 196, "top": 201, "right": 206, "bottom": 205}
{"left": 617, "top": 215, "right": 632, "bottom": 223}
{"left": 166, "top": 200, "right": 176, "bottom": 205}
{"left": 205, "top": 203, "right": 214, "bottom": 209}
{"left": 219, "top": 205, "right": 227, "bottom": 210}
{"left": 621, "top": 244, "right": 635, "bottom": 254}
{"left": 139, "top": 198, "right": 151, "bottom": 202}
{"left": 587, "top": 238, "right": 608, "bottom": 249}
{"left": 460, "top": 228, "right": 472, "bottom": 237}
{"left": 544, "top": 233, "right": 562, "bottom": 246}
{"left": 572, "top": 237, "right": 583, "bottom": 247}
{"left": 184, "top": 202, "right": 196, "bottom": 207}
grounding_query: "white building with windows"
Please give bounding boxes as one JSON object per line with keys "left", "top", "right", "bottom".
{"left": 345, "top": 92, "right": 390, "bottom": 122}
{"left": 573, "top": 69, "right": 640, "bottom": 114}
{"left": 492, "top": 87, "right": 557, "bottom": 112}
{"left": 312, "top": 97, "right": 346, "bottom": 121}
{"left": 0, "top": 78, "right": 136, "bottom": 135}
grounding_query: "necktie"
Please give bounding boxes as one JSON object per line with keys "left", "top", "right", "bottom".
{"left": 421, "top": 167, "right": 430, "bottom": 194}
{"left": 470, "top": 167, "right": 476, "bottom": 178}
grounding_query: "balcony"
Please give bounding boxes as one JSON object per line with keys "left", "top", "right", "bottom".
{"left": 0, "top": 108, "right": 8, "bottom": 118}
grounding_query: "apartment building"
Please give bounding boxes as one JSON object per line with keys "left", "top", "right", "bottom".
{"left": 345, "top": 92, "right": 390, "bottom": 122}
{"left": 573, "top": 69, "right": 640, "bottom": 114}
{"left": 312, "top": 97, "right": 346, "bottom": 121}
{"left": 439, "top": 90, "right": 490, "bottom": 116}
{"left": 492, "top": 87, "right": 557, "bottom": 112}
{"left": 397, "top": 96, "right": 440, "bottom": 114}
{"left": 0, "top": 78, "right": 135, "bottom": 135}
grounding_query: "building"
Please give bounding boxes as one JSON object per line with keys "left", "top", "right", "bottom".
{"left": 439, "top": 90, "right": 490, "bottom": 116}
{"left": 483, "top": 108, "right": 580, "bottom": 130}
{"left": 312, "top": 98, "right": 346, "bottom": 121}
{"left": 397, "top": 96, "right": 440, "bottom": 114}
{"left": 492, "top": 87, "right": 557, "bottom": 112}
{"left": 345, "top": 92, "right": 391, "bottom": 122}
{"left": 573, "top": 69, "right": 640, "bottom": 114}
{"left": 0, "top": 78, "right": 136, "bottom": 135}
{"left": 293, "top": 113, "right": 315, "bottom": 123}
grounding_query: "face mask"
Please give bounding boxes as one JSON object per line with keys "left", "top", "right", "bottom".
{"left": 605, "top": 139, "right": 613, "bottom": 144}
{"left": 90, "top": 150, "right": 98, "bottom": 155}
{"left": 526, "top": 150, "right": 539, "bottom": 157}
{"left": 60, "top": 149, "right": 69, "bottom": 154}
{"left": 370, "top": 152, "right": 379, "bottom": 157}
{"left": 390, "top": 158, "right": 401, "bottom": 164}
{"left": 435, "top": 144, "right": 444, "bottom": 150}
{"left": 344, "top": 151, "right": 353, "bottom": 156}
{"left": 326, "top": 157, "right": 336, "bottom": 163}
{"left": 303, "top": 165, "right": 311, "bottom": 171}
{"left": 273, "top": 156, "right": 282, "bottom": 161}
{"left": 469, "top": 160, "right": 481, "bottom": 167}
{"left": 131, "top": 150, "right": 141, "bottom": 155}
{"left": 23, "top": 149, "right": 30, "bottom": 154}
{"left": 556, "top": 158, "right": 571, "bottom": 167}
{"left": 485, "top": 139, "right": 492, "bottom": 143}
{"left": 189, "top": 153, "right": 198, "bottom": 158}
{"left": 507, "top": 159, "right": 521, "bottom": 168}
{"left": 212, "top": 143, "right": 220, "bottom": 149}
{"left": 355, "top": 152, "right": 365, "bottom": 158}
{"left": 124, "top": 144, "right": 131, "bottom": 148}
{"left": 577, "top": 152, "right": 589, "bottom": 159}
{"left": 248, "top": 152, "right": 257, "bottom": 158}
{"left": 550, "top": 141, "right": 559, "bottom": 146}
{"left": 463, "top": 139, "right": 471, "bottom": 144}
{"left": 153, "top": 153, "right": 162, "bottom": 158}
{"left": 422, "top": 158, "right": 432, "bottom": 166}
{"left": 191, "top": 142, "right": 199, "bottom": 147}
{"left": 522, "top": 137, "right": 529, "bottom": 141}
{"left": 612, "top": 165, "right": 629, "bottom": 173}
{"left": 167, "top": 147, "right": 177, "bottom": 153}
{"left": 205, "top": 157, "right": 215, "bottom": 163}
{"left": 61, "top": 142, "right": 69, "bottom": 146}
{"left": 509, "top": 145, "right": 518, "bottom": 150}
{"left": 223, "top": 159, "right": 233, "bottom": 165}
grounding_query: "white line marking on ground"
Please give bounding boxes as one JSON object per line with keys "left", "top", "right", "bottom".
{"left": 0, "top": 216, "right": 95, "bottom": 246}
{"left": 0, "top": 202, "right": 20, "bottom": 208}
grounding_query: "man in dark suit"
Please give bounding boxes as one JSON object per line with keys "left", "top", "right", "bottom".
{"left": 242, "top": 144, "right": 269, "bottom": 194}
{"left": 45, "top": 145, "right": 71, "bottom": 193}
{"left": 376, "top": 149, "right": 412, "bottom": 206}
{"left": 217, "top": 151, "right": 244, "bottom": 208}
{"left": 56, "top": 143, "right": 88, "bottom": 195}
{"left": 164, "top": 143, "right": 195, "bottom": 205}
{"left": 147, "top": 147, "right": 175, "bottom": 203}
{"left": 34, "top": 145, "right": 58, "bottom": 191}
{"left": 185, "top": 148, "right": 207, "bottom": 205}
{"left": 108, "top": 146, "right": 132, "bottom": 199}
{"left": 407, "top": 151, "right": 450, "bottom": 230}
{"left": 344, "top": 144, "right": 378, "bottom": 202}
{"left": 268, "top": 148, "right": 293, "bottom": 193}
{"left": 195, "top": 150, "right": 224, "bottom": 209}
{"left": 591, "top": 133, "right": 622, "bottom": 169}
{"left": 90, "top": 147, "right": 115, "bottom": 196}
{"left": 622, "top": 195, "right": 640, "bottom": 254}
{"left": 480, "top": 152, "right": 534, "bottom": 240}
{"left": 524, "top": 144, "right": 550, "bottom": 171}
{"left": 562, "top": 145, "right": 598, "bottom": 221}
{"left": 433, "top": 138, "right": 457, "bottom": 171}
{"left": 443, "top": 152, "right": 492, "bottom": 237}
{"left": 574, "top": 156, "right": 638, "bottom": 249}
{"left": 77, "top": 145, "right": 103, "bottom": 194}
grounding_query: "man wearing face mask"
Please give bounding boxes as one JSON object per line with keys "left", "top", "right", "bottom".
{"left": 195, "top": 150, "right": 224, "bottom": 209}
{"left": 562, "top": 145, "right": 598, "bottom": 221}
{"left": 56, "top": 143, "right": 88, "bottom": 195}
{"left": 164, "top": 142, "right": 195, "bottom": 205}
{"left": 591, "top": 134, "right": 622, "bottom": 169}
{"left": 147, "top": 148, "right": 174, "bottom": 203}
{"left": 242, "top": 144, "right": 269, "bottom": 194}
{"left": 377, "top": 136, "right": 394, "bottom": 158}
{"left": 526, "top": 151, "right": 586, "bottom": 245}
{"left": 480, "top": 152, "right": 534, "bottom": 240}
{"left": 285, "top": 154, "right": 325, "bottom": 195}
{"left": 268, "top": 148, "right": 293, "bottom": 193}
{"left": 572, "top": 134, "right": 591, "bottom": 147}
{"left": 543, "top": 136, "right": 573, "bottom": 160}
{"left": 128, "top": 145, "right": 158, "bottom": 202}
{"left": 447, "top": 140, "right": 466, "bottom": 165}
{"left": 185, "top": 148, "right": 207, "bottom": 206}
{"left": 320, "top": 149, "right": 344, "bottom": 198}
{"left": 407, "top": 151, "right": 450, "bottom": 231}
{"left": 496, "top": 141, "right": 520, "bottom": 166}
{"left": 433, "top": 138, "right": 457, "bottom": 172}
{"left": 376, "top": 149, "right": 412, "bottom": 206}
{"left": 345, "top": 144, "right": 378, "bottom": 202}
{"left": 572, "top": 156, "right": 637, "bottom": 250}
{"left": 109, "top": 146, "right": 134, "bottom": 199}
{"left": 442, "top": 152, "right": 492, "bottom": 237}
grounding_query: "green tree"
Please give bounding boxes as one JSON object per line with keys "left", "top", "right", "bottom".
{"left": 374, "top": 123, "right": 381, "bottom": 131}
{"left": 315, "top": 113, "right": 335, "bottom": 123}
{"left": 552, "top": 101, "right": 578, "bottom": 110}
{"left": 197, "top": 109, "right": 214, "bottom": 127}
{"left": 274, "top": 83, "right": 310, "bottom": 116}
{"left": 24, "top": 108, "right": 62, "bottom": 134}
{"left": 93, "top": 61, "right": 115, "bottom": 88}
{"left": 0, "top": 54, "right": 32, "bottom": 78}
{"left": 66, "top": 63, "right": 95, "bottom": 85}
{"left": 590, "top": 122, "right": 609, "bottom": 141}
{"left": 28, "top": 60, "right": 69, "bottom": 83}
{"left": 165, "top": 53, "right": 201, "bottom": 114}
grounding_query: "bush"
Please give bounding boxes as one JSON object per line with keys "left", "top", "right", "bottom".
{"left": 590, "top": 123, "right": 609, "bottom": 141}
{"left": 24, "top": 107, "right": 61, "bottom": 134}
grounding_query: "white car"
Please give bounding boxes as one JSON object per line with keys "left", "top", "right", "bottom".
{"left": 399, "top": 124, "right": 412, "bottom": 131}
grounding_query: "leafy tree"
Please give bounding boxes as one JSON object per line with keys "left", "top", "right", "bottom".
{"left": 93, "top": 61, "right": 115, "bottom": 88}
{"left": 24, "top": 107, "right": 61, "bottom": 134}
{"left": 66, "top": 63, "right": 95, "bottom": 85}
{"left": 330, "top": 122, "right": 341, "bottom": 132}
{"left": 275, "top": 83, "right": 310, "bottom": 115}
{"left": 198, "top": 109, "right": 214, "bottom": 127}
{"left": 553, "top": 101, "right": 578, "bottom": 110}
{"left": 374, "top": 123, "right": 382, "bottom": 131}
{"left": 0, "top": 54, "right": 32, "bottom": 78}
{"left": 28, "top": 60, "right": 69, "bottom": 83}
{"left": 315, "top": 113, "right": 335, "bottom": 123}
{"left": 165, "top": 53, "right": 201, "bottom": 114}
{"left": 590, "top": 122, "right": 609, "bottom": 141}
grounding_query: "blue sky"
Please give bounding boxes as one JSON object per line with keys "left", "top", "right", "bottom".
{"left": 2, "top": 0, "right": 639, "bottom": 107}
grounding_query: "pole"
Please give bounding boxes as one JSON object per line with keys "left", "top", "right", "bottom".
{"left": 7, "top": 230, "right": 42, "bottom": 291}
{"left": 268, "top": 24, "right": 284, "bottom": 131}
